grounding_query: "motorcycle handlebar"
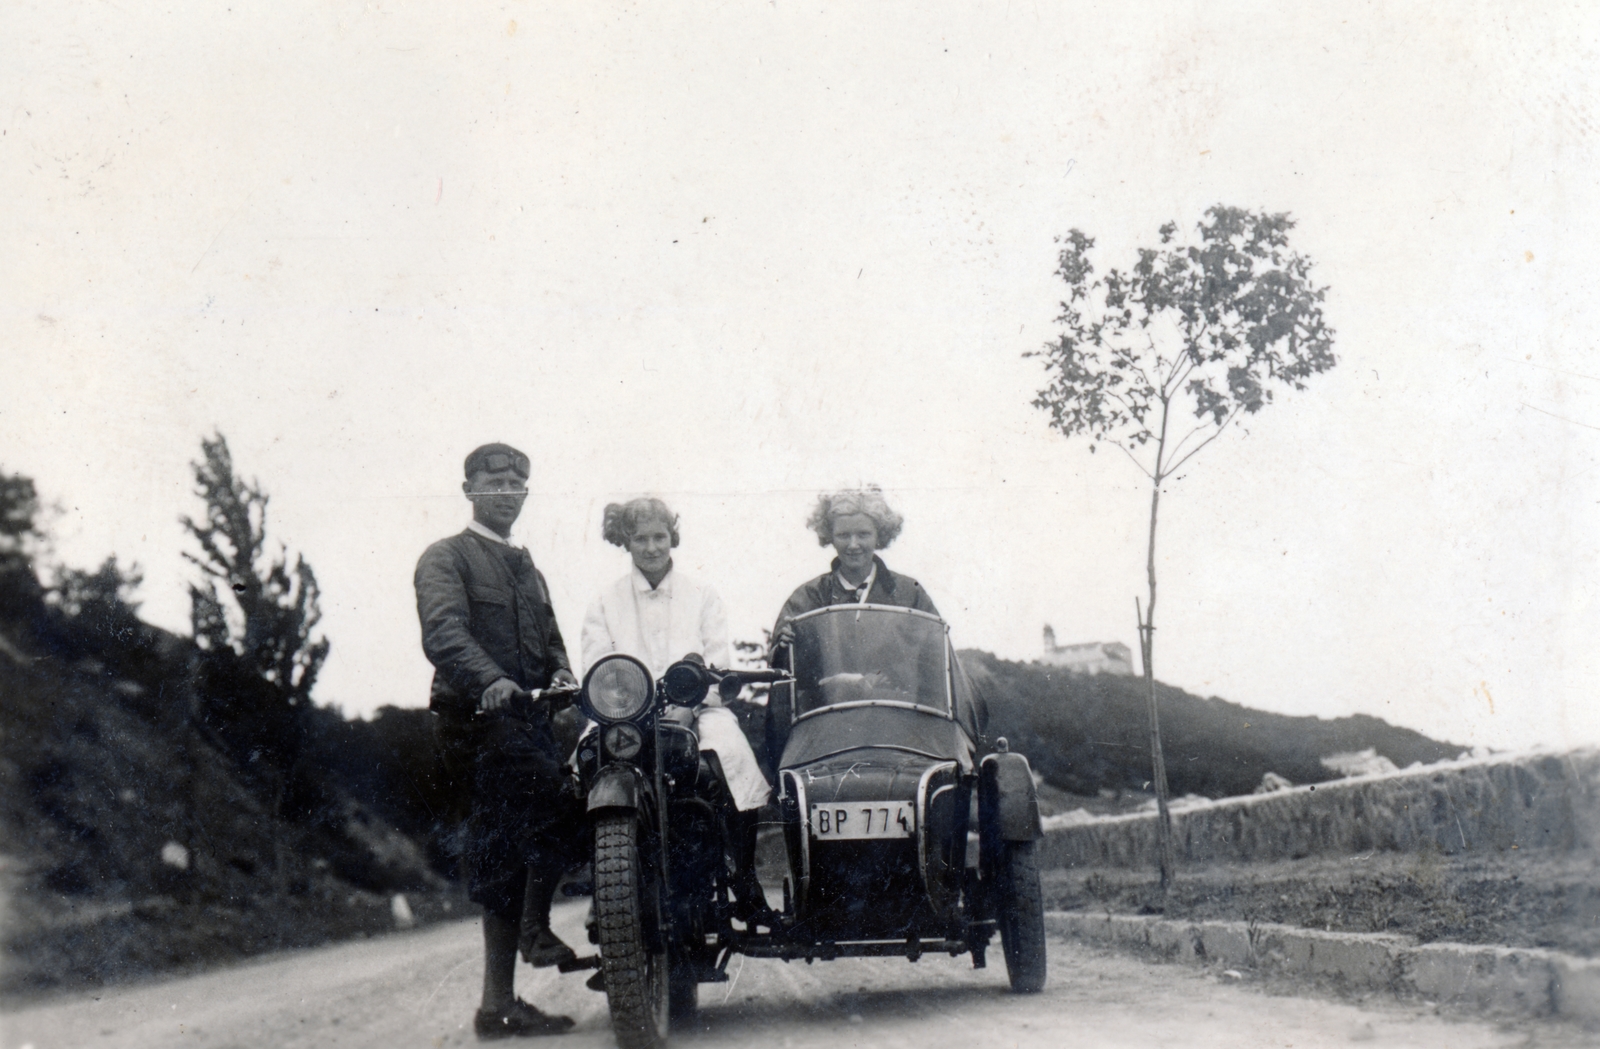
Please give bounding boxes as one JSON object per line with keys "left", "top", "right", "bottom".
{"left": 494, "top": 684, "right": 580, "bottom": 718}
{"left": 723, "top": 668, "right": 789, "bottom": 685}
{"left": 512, "top": 684, "right": 581, "bottom": 701}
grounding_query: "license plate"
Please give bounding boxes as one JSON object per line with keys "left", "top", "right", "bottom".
{"left": 810, "top": 803, "right": 916, "bottom": 840}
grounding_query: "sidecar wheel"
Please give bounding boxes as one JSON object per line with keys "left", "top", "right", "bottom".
{"left": 997, "top": 840, "right": 1047, "bottom": 993}
{"left": 594, "top": 814, "right": 670, "bottom": 1049}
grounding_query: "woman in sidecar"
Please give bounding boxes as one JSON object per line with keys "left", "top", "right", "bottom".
{"left": 759, "top": 488, "right": 1047, "bottom": 992}
{"left": 773, "top": 486, "right": 937, "bottom": 626}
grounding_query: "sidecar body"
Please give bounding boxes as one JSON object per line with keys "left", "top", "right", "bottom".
{"left": 761, "top": 604, "right": 1046, "bottom": 990}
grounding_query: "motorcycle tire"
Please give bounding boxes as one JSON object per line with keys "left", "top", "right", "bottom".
{"left": 594, "top": 813, "right": 670, "bottom": 1049}
{"left": 997, "top": 839, "right": 1047, "bottom": 993}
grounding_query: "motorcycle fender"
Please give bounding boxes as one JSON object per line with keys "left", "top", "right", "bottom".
{"left": 979, "top": 752, "right": 1042, "bottom": 842}
{"left": 587, "top": 763, "right": 646, "bottom": 814}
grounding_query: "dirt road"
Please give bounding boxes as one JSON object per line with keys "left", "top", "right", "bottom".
{"left": 2, "top": 901, "right": 1582, "bottom": 1049}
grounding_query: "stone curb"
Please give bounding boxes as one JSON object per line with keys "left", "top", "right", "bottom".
{"left": 1045, "top": 911, "right": 1600, "bottom": 1023}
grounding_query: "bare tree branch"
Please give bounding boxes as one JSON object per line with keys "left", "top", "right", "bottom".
{"left": 1161, "top": 420, "right": 1214, "bottom": 469}
{"left": 1165, "top": 405, "right": 1244, "bottom": 475}
{"left": 1164, "top": 354, "right": 1199, "bottom": 402}
{"left": 1112, "top": 440, "right": 1155, "bottom": 480}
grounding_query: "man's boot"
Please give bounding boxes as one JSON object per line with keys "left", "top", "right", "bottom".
{"left": 518, "top": 868, "right": 577, "bottom": 968}
{"left": 727, "top": 809, "right": 776, "bottom": 929}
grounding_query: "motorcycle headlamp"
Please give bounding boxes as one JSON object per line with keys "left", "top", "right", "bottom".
{"left": 662, "top": 659, "right": 712, "bottom": 707}
{"left": 603, "top": 723, "right": 644, "bottom": 761}
{"left": 582, "top": 655, "right": 654, "bottom": 723}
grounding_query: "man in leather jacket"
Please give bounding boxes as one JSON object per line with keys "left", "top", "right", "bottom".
{"left": 415, "top": 442, "right": 583, "bottom": 1039}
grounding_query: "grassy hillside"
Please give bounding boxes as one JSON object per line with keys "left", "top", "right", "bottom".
{"left": 0, "top": 548, "right": 456, "bottom": 996}
{"left": 961, "top": 650, "right": 1462, "bottom": 798}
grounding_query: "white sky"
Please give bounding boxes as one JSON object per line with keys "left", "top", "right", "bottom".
{"left": 4, "top": 2, "right": 1597, "bottom": 751}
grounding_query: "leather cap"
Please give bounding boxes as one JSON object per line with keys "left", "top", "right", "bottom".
{"left": 464, "top": 442, "right": 530, "bottom": 480}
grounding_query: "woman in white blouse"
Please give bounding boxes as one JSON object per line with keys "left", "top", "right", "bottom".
{"left": 580, "top": 497, "right": 774, "bottom": 923}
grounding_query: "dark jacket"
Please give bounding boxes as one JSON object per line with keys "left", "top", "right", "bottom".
{"left": 774, "top": 555, "right": 938, "bottom": 631}
{"left": 764, "top": 556, "right": 941, "bottom": 773}
{"left": 415, "top": 529, "right": 571, "bottom": 718}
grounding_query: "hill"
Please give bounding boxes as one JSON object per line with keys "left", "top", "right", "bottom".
{"left": 960, "top": 650, "right": 1463, "bottom": 799}
{"left": 0, "top": 554, "right": 453, "bottom": 997}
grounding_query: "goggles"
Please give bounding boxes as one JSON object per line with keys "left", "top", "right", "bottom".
{"left": 480, "top": 451, "right": 529, "bottom": 476}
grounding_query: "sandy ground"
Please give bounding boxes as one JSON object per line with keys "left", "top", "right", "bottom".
{"left": 3, "top": 898, "right": 1592, "bottom": 1049}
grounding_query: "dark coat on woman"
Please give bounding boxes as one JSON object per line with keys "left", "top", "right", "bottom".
{"left": 763, "top": 556, "right": 939, "bottom": 772}
{"left": 773, "top": 555, "right": 938, "bottom": 632}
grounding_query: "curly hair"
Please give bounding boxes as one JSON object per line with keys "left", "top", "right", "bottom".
{"left": 806, "top": 486, "right": 904, "bottom": 548}
{"left": 602, "top": 497, "right": 681, "bottom": 549}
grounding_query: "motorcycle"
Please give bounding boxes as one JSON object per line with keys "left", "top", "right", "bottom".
{"left": 573, "top": 607, "right": 1045, "bottom": 1049}
{"left": 573, "top": 653, "right": 788, "bottom": 1049}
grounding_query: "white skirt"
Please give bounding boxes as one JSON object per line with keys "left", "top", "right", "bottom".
{"left": 694, "top": 705, "right": 771, "bottom": 812}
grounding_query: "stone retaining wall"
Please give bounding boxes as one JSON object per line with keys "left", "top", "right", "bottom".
{"left": 1038, "top": 749, "right": 1600, "bottom": 870}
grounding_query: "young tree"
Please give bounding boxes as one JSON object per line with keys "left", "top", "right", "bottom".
{"left": 182, "top": 433, "right": 329, "bottom": 711}
{"left": 0, "top": 471, "right": 43, "bottom": 554}
{"left": 181, "top": 434, "right": 329, "bottom": 777}
{"left": 181, "top": 434, "right": 330, "bottom": 896}
{"left": 1027, "top": 206, "right": 1336, "bottom": 887}
{"left": 53, "top": 556, "right": 143, "bottom": 617}
{"left": 0, "top": 470, "right": 46, "bottom": 619}
{"left": 53, "top": 556, "right": 144, "bottom": 630}
{"left": 49, "top": 556, "right": 149, "bottom": 671}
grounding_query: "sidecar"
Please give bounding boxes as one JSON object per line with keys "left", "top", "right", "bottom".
{"left": 760, "top": 604, "right": 1046, "bottom": 992}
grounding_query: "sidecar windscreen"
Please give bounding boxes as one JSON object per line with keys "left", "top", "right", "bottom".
{"left": 789, "top": 606, "right": 951, "bottom": 719}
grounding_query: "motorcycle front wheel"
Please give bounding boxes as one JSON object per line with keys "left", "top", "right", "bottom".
{"left": 594, "top": 813, "right": 670, "bottom": 1049}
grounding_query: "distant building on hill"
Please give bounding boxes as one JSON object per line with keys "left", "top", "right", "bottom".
{"left": 1320, "top": 748, "right": 1400, "bottom": 778}
{"left": 1040, "top": 626, "right": 1135, "bottom": 676}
